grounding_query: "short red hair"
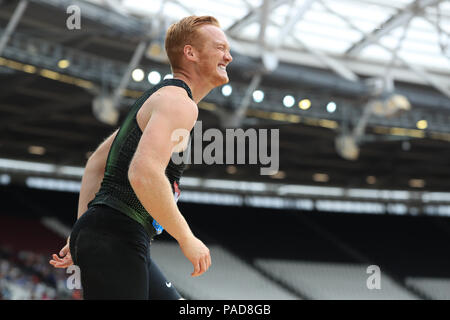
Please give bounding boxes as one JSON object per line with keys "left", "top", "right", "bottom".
{"left": 165, "top": 16, "right": 220, "bottom": 71}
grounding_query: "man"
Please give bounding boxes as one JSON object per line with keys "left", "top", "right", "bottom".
{"left": 49, "top": 15, "right": 233, "bottom": 299}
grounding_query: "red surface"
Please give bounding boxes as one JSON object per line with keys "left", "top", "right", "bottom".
{"left": 0, "top": 216, "right": 66, "bottom": 255}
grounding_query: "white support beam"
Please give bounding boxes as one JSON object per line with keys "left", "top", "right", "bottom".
{"left": 226, "top": 0, "right": 290, "bottom": 36}
{"left": 268, "top": 18, "right": 359, "bottom": 82}
{"left": 258, "top": 0, "right": 271, "bottom": 48}
{"left": 227, "top": 73, "right": 263, "bottom": 128}
{"left": 228, "top": 37, "right": 450, "bottom": 89}
{"left": 148, "top": 0, "right": 168, "bottom": 39}
{"left": 396, "top": 55, "right": 450, "bottom": 98}
{"left": 350, "top": 21, "right": 413, "bottom": 147}
{"left": 318, "top": 0, "right": 450, "bottom": 98}
{"left": 241, "top": 0, "right": 255, "bottom": 11}
{"left": 346, "top": 0, "right": 444, "bottom": 56}
{"left": 291, "top": 35, "right": 360, "bottom": 82}
{"left": 271, "top": 0, "right": 315, "bottom": 49}
{"left": 422, "top": 12, "right": 450, "bottom": 58}
{"left": 260, "top": 0, "right": 315, "bottom": 73}
{"left": 337, "top": 0, "right": 406, "bottom": 10}
{"left": 0, "top": 0, "right": 28, "bottom": 56}
{"left": 111, "top": 41, "right": 147, "bottom": 108}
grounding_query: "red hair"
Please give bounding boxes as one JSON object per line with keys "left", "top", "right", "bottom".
{"left": 165, "top": 16, "right": 220, "bottom": 70}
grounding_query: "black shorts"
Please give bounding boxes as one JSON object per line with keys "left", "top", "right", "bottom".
{"left": 69, "top": 204, "right": 181, "bottom": 300}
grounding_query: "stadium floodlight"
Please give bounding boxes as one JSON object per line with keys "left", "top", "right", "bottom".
{"left": 326, "top": 101, "right": 337, "bottom": 113}
{"left": 131, "top": 68, "right": 145, "bottom": 82}
{"left": 299, "top": 99, "right": 311, "bottom": 110}
{"left": 416, "top": 120, "right": 428, "bottom": 130}
{"left": 283, "top": 95, "right": 295, "bottom": 108}
{"left": 335, "top": 135, "right": 359, "bottom": 161}
{"left": 92, "top": 95, "right": 119, "bottom": 126}
{"left": 28, "top": 146, "right": 46, "bottom": 155}
{"left": 148, "top": 71, "right": 161, "bottom": 85}
{"left": 0, "top": 174, "right": 11, "bottom": 185}
{"left": 145, "top": 40, "right": 169, "bottom": 63}
{"left": 252, "top": 90, "right": 264, "bottom": 103}
{"left": 57, "top": 59, "right": 70, "bottom": 69}
{"left": 372, "top": 94, "right": 411, "bottom": 118}
{"left": 221, "top": 84, "right": 232, "bottom": 97}
{"left": 262, "top": 51, "right": 279, "bottom": 72}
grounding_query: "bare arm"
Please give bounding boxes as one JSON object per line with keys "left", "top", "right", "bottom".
{"left": 128, "top": 87, "right": 211, "bottom": 276}
{"left": 50, "top": 129, "right": 117, "bottom": 268}
{"left": 129, "top": 89, "right": 197, "bottom": 242}
{"left": 77, "top": 129, "right": 118, "bottom": 219}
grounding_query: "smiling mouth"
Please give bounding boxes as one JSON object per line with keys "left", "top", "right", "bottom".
{"left": 218, "top": 64, "right": 227, "bottom": 71}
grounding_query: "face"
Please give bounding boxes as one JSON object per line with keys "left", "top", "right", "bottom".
{"left": 193, "top": 25, "right": 233, "bottom": 87}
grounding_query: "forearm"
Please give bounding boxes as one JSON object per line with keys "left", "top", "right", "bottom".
{"left": 77, "top": 158, "right": 105, "bottom": 219}
{"left": 130, "top": 170, "right": 193, "bottom": 242}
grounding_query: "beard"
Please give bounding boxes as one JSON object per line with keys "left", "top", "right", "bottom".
{"left": 210, "top": 66, "right": 229, "bottom": 87}
{"left": 197, "top": 54, "right": 229, "bottom": 88}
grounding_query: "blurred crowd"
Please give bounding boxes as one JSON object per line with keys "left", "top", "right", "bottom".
{"left": 0, "top": 245, "right": 82, "bottom": 300}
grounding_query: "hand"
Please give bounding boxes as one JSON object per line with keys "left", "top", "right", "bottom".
{"left": 178, "top": 235, "right": 211, "bottom": 277}
{"left": 49, "top": 237, "right": 73, "bottom": 269}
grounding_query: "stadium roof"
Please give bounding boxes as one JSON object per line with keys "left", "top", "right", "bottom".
{"left": 0, "top": 0, "right": 449, "bottom": 195}
{"left": 85, "top": 0, "right": 450, "bottom": 96}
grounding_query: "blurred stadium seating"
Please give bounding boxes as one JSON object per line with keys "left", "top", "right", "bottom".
{"left": 1, "top": 0, "right": 450, "bottom": 302}
{"left": 1, "top": 186, "right": 450, "bottom": 300}
{"left": 0, "top": 244, "right": 81, "bottom": 300}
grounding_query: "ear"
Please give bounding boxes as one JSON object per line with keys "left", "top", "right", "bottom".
{"left": 183, "top": 44, "right": 198, "bottom": 62}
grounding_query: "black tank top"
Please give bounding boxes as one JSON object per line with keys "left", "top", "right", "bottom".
{"left": 88, "top": 79, "right": 193, "bottom": 239}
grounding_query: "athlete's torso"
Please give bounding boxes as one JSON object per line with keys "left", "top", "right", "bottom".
{"left": 88, "top": 78, "right": 193, "bottom": 239}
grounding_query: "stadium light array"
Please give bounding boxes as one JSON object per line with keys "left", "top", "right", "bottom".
{"left": 221, "top": 84, "right": 232, "bottom": 97}
{"left": 299, "top": 99, "right": 311, "bottom": 110}
{"left": 253, "top": 90, "right": 264, "bottom": 103}
{"left": 366, "top": 176, "right": 377, "bottom": 185}
{"left": 0, "top": 174, "right": 10, "bottom": 185}
{"left": 417, "top": 120, "right": 428, "bottom": 130}
{"left": 409, "top": 179, "right": 425, "bottom": 188}
{"left": 57, "top": 59, "right": 70, "bottom": 69}
{"left": 269, "top": 170, "right": 286, "bottom": 179}
{"left": 148, "top": 71, "right": 161, "bottom": 85}
{"left": 28, "top": 146, "right": 46, "bottom": 155}
{"left": 131, "top": 68, "right": 145, "bottom": 82}
{"left": 226, "top": 165, "right": 237, "bottom": 174}
{"left": 326, "top": 101, "right": 337, "bottom": 113}
{"left": 283, "top": 95, "right": 295, "bottom": 108}
{"left": 313, "top": 173, "right": 329, "bottom": 182}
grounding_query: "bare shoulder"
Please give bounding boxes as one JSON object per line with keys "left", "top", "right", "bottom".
{"left": 147, "top": 85, "right": 197, "bottom": 116}
{"left": 137, "top": 85, "right": 198, "bottom": 132}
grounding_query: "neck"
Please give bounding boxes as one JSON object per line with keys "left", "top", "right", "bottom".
{"left": 172, "top": 70, "right": 214, "bottom": 104}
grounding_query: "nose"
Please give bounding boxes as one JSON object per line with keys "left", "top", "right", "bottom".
{"left": 225, "top": 50, "right": 233, "bottom": 63}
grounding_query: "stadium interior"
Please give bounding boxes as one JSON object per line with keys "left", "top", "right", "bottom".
{"left": 1, "top": 0, "right": 450, "bottom": 300}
